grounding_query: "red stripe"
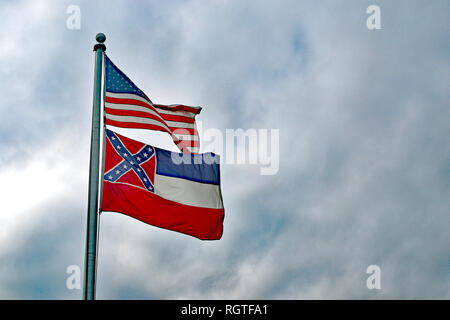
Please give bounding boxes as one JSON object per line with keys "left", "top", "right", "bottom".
{"left": 159, "top": 113, "right": 195, "bottom": 124}
{"left": 105, "top": 95, "right": 200, "bottom": 116}
{"left": 170, "top": 127, "right": 197, "bottom": 135}
{"left": 176, "top": 140, "right": 200, "bottom": 148}
{"left": 101, "top": 182, "right": 223, "bottom": 240}
{"left": 105, "top": 107, "right": 168, "bottom": 125}
{"left": 154, "top": 104, "right": 201, "bottom": 115}
{"left": 105, "top": 96, "right": 156, "bottom": 111}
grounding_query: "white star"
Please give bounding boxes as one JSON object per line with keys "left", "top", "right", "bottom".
{"left": 130, "top": 161, "right": 134, "bottom": 165}
{"left": 137, "top": 157, "right": 141, "bottom": 161}
{"left": 108, "top": 175, "right": 113, "bottom": 179}
{"left": 123, "top": 153, "right": 128, "bottom": 157}
{"left": 117, "top": 145, "right": 121, "bottom": 149}
{"left": 123, "top": 164, "right": 128, "bottom": 169}
{"left": 143, "top": 153, "right": 148, "bottom": 157}
{"left": 111, "top": 136, "right": 115, "bottom": 140}
{"left": 116, "top": 170, "right": 120, "bottom": 174}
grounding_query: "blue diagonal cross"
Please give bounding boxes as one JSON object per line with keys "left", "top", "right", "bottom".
{"left": 104, "top": 130, "right": 155, "bottom": 192}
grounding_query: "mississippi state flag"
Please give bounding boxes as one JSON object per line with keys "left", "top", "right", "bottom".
{"left": 100, "top": 129, "right": 224, "bottom": 240}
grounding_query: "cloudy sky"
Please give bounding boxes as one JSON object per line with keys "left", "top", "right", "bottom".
{"left": 0, "top": 0, "right": 448, "bottom": 299}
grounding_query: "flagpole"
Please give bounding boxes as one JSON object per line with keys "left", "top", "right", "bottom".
{"left": 83, "top": 33, "right": 106, "bottom": 300}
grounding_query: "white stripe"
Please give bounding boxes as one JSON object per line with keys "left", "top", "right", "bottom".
{"left": 154, "top": 174, "right": 223, "bottom": 209}
{"left": 184, "top": 146, "right": 199, "bottom": 153}
{"left": 105, "top": 114, "right": 171, "bottom": 132}
{"left": 106, "top": 92, "right": 152, "bottom": 105}
{"left": 173, "top": 134, "right": 199, "bottom": 141}
{"left": 165, "top": 121, "right": 195, "bottom": 129}
{"left": 105, "top": 102, "right": 165, "bottom": 122}
{"left": 155, "top": 107, "right": 196, "bottom": 118}
{"left": 161, "top": 104, "right": 201, "bottom": 109}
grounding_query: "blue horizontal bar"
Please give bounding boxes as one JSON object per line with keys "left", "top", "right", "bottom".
{"left": 155, "top": 148, "right": 220, "bottom": 185}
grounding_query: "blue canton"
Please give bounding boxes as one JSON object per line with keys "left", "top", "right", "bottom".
{"left": 105, "top": 55, "right": 151, "bottom": 102}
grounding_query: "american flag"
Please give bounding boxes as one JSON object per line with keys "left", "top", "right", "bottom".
{"left": 104, "top": 54, "right": 201, "bottom": 153}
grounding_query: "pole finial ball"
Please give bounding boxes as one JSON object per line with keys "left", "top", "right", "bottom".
{"left": 96, "top": 33, "right": 106, "bottom": 43}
